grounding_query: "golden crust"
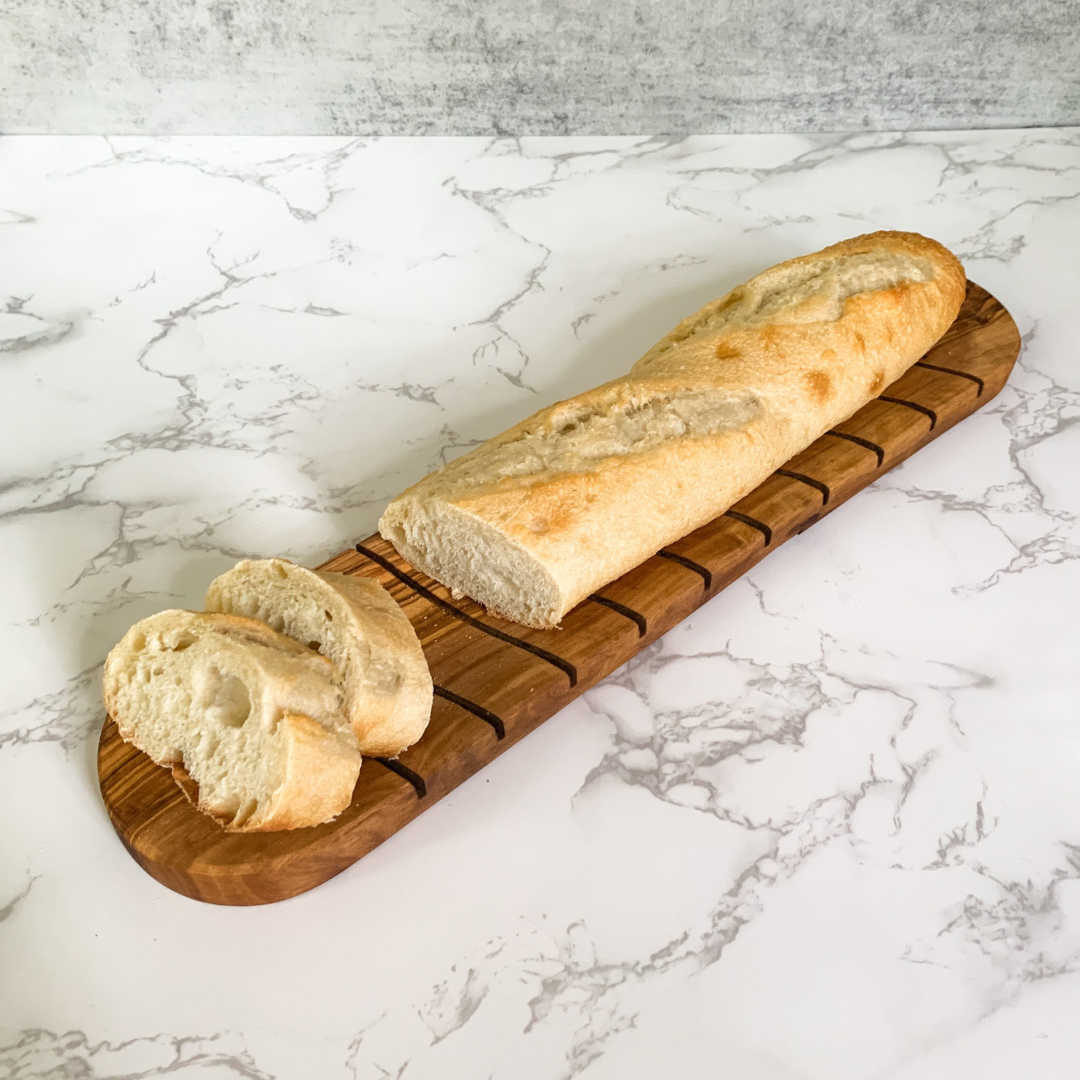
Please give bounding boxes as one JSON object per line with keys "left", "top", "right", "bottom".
{"left": 169, "top": 717, "right": 361, "bottom": 832}
{"left": 313, "top": 570, "right": 433, "bottom": 756}
{"left": 225, "top": 714, "right": 360, "bottom": 832}
{"left": 381, "top": 232, "right": 967, "bottom": 628}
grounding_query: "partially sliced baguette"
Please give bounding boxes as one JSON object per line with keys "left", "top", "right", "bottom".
{"left": 205, "top": 559, "right": 432, "bottom": 756}
{"left": 379, "top": 231, "right": 967, "bottom": 628}
{"left": 103, "top": 609, "right": 362, "bottom": 831}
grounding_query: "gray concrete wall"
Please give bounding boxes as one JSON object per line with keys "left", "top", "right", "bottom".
{"left": 2, "top": 0, "right": 1078, "bottom": 133}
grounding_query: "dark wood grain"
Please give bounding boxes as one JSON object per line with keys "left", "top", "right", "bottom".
{"left": 98, "top": 281, "right": 1021, "bottom": 905}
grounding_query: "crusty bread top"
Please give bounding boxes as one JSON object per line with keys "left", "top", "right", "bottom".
{"left": 634, "top": 230, "right": 963, "bottom": 365}
{"left": 397, "top": 232, "right": 964, "bottom": 506}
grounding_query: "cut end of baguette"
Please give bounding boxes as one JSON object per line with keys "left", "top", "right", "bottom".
{"left": 103, "top": 610, "right": 361, "bottom": 831}
{"left": 379, "top": 499, "right": 564, "bottom": 629}
{"left": 205, "top": 558, "right": 433, "bottom": 755}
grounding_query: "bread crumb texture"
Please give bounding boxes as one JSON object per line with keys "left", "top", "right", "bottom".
{"left": 103, "top": 610, "right": 361, "bottom": 831}
{"left": 205, "top": 559, "right": 432, "bottom": 757}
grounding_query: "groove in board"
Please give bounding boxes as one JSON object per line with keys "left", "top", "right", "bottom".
{"left": 586, "top": 594, "right": 649, "bottom": 638}
{"left": 916, "top": 359, "right": 985, "bottom": 395}
{"left": 775, "top": 468, "right": 831, "bottom": 505}
{"left": 658, "top": 549, "right": 714, "bottom": 588}
{"left": 98, "top": 281, "right": 1022, "bottom": 905}
{"left": 432, "top": 684, "right": 506, "bottom": 739}
{"left": 824, "top": 429, "right": 886, "bottom": 466}
{"left": 878, "top": 395, "right": 939, "bottom": 429}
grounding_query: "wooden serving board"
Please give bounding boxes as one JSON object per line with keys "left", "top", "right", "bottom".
{"left": 98, "top": 282, "right": 1021, "bottom": 906}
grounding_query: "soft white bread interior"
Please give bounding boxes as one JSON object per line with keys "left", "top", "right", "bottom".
{"left": 380, "top": 231, "right": 967, "bottom": 628}
{"left": 205, "top": 559, "right": 432, "bottom": 756}
{"left": 103, "top": 609, "right": 362, "bottom": 831}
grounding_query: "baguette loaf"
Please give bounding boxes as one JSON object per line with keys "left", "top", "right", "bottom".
{"left": 103, "top": 610, "right": 362, "bottom": 831}
{"left": 205, "top": 558, "right": 432, "bottom": 756}
{"left": 380, "top": 231, "right": 966, "bottom": 629}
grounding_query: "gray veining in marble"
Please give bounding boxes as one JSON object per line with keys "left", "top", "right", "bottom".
{"left": 2, "top": 130, "right": 1080, "bottom": 1077}
{"left": 1, "top": 0, "right": 1078, "bottom": 134}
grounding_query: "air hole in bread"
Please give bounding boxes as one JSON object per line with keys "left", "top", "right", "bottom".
{"left": 272, "top": 563, "right": 289, "bottom": 580}
{"left": 130, "top": 633, "right": 146, "bottom": 652}
{"left": 170, "top": 632, "right": 196, "bottom": 652}
{"left": 324, "top": 610, "right": 333, "bottom": 621}
{"left": 199, "top": 667, "right": 252, "bottom": 729}
{"left": 308, "top": 640, "right": 322, "bottom": 652}
{"left": 268, "top": 614, "right": 286, "bottom": 633}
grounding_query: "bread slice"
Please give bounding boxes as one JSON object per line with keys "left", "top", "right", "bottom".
{"left": 204, "top": 559, "right": 432, "bottom": 756}
{"left": 379, "top": 231, "right": 967, "bottom": 628}
{"left": 103, "top": 609, "right": 362, "bottom": 831}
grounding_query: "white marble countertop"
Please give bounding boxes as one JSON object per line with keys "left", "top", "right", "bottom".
{"left": 2, "top": 131, "right": 1079, "bottom": 1079}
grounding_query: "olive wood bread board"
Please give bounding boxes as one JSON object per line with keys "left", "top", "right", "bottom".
{"left": 98, "top": 282, "right": 1020, "bottom": 905}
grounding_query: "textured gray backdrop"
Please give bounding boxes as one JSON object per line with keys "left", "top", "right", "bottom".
{"left": 2, "top": 0, "right": 1079, "bottom": 134}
